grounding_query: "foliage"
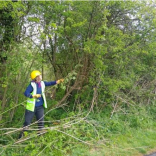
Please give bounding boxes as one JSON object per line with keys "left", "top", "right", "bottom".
{"left": 1, "top": 103, "right": 156, "bottom": 156}
{"left": 1, "top": 0, "right": 156, "bottom": 155}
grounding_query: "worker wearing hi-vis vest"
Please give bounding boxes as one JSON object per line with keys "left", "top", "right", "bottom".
{"left": 19, "top": 70, "right": 64, "bottom": 139}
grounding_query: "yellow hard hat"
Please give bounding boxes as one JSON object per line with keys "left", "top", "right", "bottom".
{"left": 30, "top": 70, "right": 41, "bottom": 80}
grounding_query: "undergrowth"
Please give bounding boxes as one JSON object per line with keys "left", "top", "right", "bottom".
{"left": 1, "top": 102, "right": 156, "bottom": 156}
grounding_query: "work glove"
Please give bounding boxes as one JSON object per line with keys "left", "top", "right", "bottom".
{"left": 57, "top": 79, "right": 64, "bottom": 84}
{"left": 32, "top": 94, "right": 41, "bottom": 98}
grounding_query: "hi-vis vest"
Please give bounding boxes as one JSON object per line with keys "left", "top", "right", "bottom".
{"left": 26, "top": 81, "right": 47, "bottom": 112}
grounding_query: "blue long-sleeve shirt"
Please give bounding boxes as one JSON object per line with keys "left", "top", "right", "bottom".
{"left": 24, "top": 81, "right": 57, "bottom": 107}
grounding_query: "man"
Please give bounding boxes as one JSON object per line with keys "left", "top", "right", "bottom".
{"left": 19, "top": 70, "right": 64, "bottom": 138}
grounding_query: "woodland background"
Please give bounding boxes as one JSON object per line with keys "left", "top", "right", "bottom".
{"left": 1, "top": 1, "right": 156, "bottom": 156}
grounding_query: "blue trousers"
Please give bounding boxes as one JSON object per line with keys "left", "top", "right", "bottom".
{"left": 23, "top": 105, "right": 44, "bottom": 130}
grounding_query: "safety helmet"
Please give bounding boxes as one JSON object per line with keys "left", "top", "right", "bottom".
{"left": 30, "top": 70, "right": 41, "bottom": 80}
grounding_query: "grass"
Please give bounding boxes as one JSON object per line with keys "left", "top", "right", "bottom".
{"left": 86, "top": 127, "right": 156, "bottom": 156}
{"left": 1, "top": 104, "right": 156, "bottom": 156}
{"left": 69, "top": 104, "right": 156, "bottom": 156}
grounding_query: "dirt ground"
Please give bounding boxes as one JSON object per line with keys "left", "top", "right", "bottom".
{"left": 145, "top": 153, "right": 156, "bottom": 156}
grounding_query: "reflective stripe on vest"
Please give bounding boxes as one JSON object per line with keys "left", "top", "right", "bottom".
{"left": 41, "top": 81, "right": 47, "bottom": 108}
{"left": 26, "top": 81, "right": 47, "bottom": 112}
